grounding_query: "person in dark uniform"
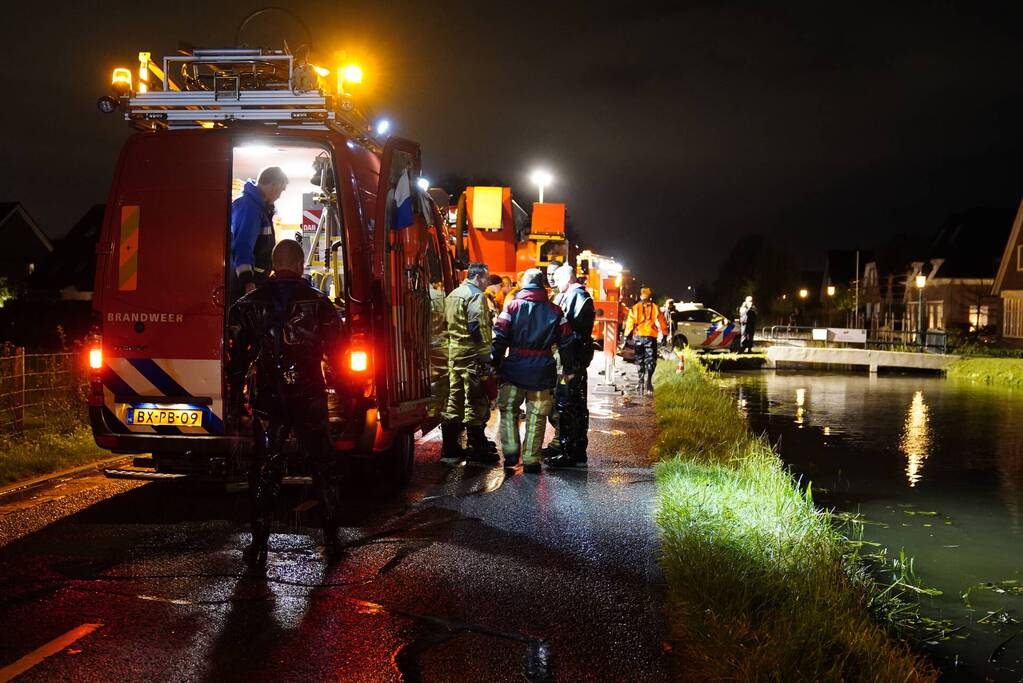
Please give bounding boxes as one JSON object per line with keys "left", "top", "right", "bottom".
{"left": 545, "top": 264, "right": 595, "bottom": 468}
{"left": 230, "top": 166, "right": 288, "bottom": 300}
{"left": 227, "top": 239, "right": 343, "bottom": 567}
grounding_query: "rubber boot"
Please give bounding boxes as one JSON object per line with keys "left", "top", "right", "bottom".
{"left": 440, "top": 421, "right": 467, "bottom": 464}
{"left": 244, "top": 517, "right": 270, "bottom": 568}
{"left": 466, "top": 425, "right": 500, "bottom": 465}
{"left": 316, "top": 475, "right": 344, "bottom": 559}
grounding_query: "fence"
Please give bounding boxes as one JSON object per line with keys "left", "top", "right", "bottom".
{"left": 758, "top": 326, "right": 949, "bottom": 353}
{"left": 0, "top": 347, "right": 88, "bottom": 436}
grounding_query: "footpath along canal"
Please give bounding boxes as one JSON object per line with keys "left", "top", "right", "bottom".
{"left": 728, "top": 370, "right": 1023, "bottom": 681}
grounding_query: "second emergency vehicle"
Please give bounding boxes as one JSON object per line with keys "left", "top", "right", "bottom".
{"left": 668, "top": 302, "right": 741, "bottom": 352}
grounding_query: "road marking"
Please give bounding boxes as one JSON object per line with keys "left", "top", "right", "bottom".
{"left": 0, "top": 623, "right": 102, "bottom": 682}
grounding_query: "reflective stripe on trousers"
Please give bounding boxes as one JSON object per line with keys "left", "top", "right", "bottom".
{"left": 498, "top": 384, "right": 554, "bottom": 464}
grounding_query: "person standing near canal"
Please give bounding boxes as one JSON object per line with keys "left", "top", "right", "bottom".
{"left": 493, "top": 268, "right": 575, "bottom": 473}
{"left": 443, "top": 262, "right": 499, "bottom": 464}
{"left": 739, "top": 295, "right": 757, "bottom": 353}
{"left": 625, "top": 287, "right": 669, "bottom": 393}
{"left": 545, "top": 263, "right": 596, "bottom": 468}
{"left": 227, "top": 239, "right": 343, "bottom": 567}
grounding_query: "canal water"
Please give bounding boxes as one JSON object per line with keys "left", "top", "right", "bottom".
{"left": 727, "top": 371, "right": 1023, "bottom": 681}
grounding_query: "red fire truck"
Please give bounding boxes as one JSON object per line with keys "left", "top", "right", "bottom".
{"left": 88, "top": 47, "right": 454, "bottom": 485}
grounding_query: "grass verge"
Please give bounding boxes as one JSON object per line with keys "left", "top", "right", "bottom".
{"left": 946, "top": 356, "right": 1023, "bottom": 388}
{"left": 0, "top": 426, "right": 109, "bottom": 487}
{"left": 652, "top": 352, "right": 936, "bottom": 681}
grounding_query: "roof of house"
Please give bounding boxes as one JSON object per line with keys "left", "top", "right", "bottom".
{"left": 0, "top": 203, "right": 52, "bottom": 260}
{"left": 822, "top": 250, "right": 869, "bottom": 284}
{"left": 993, "top": 199, "right": 1023, "bottom": 294}
{"left": 28, "top": 204, "right": 103, "bottom": 292}
{"left": 928, "top": 207, "right": 1015, "bottom": 280}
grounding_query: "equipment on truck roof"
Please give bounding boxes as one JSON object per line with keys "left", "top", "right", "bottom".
{"left": 99, "top": 46, "right": 382, "bottom": 149}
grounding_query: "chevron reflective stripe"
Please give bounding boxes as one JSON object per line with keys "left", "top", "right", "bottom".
{"left": 101, "top": 358, "right": 224, "bottom": 435}
{"left": 719, "top": 325, "right": 737, "bottom": 346}
{"left": 118, "top": 206, "right": 140, "bottom": 291}
{"left": 704, "top": 325, "right": 723, "bottom": 346}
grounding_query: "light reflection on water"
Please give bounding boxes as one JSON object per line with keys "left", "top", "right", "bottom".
{"left": 729, "top": 371, "right": 1023, "bottom": 681}
{"left": 901, "top": 390, "right": 931, "bottom": 487}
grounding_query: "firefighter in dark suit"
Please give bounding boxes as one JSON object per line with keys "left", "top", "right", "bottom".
{"left": 227, "top": 239, "right": 343, "bottom": 567}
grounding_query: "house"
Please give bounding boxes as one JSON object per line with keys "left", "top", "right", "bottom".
{"left": 820, "top": 250, "right": 868, "bottom": 326}
{"left": 991, "top": 199, "right": 1023, "bottom": 344}
{"left": 28, "top": 204, "right": 104, "bottom": 302}
{"left": 906, "top": 207, "right": 1014, "bottom": 334}
{"left": 0, "top": 203, "right": 52, "bottom": 292}
{"left": 862, "top": 233, "right": 920, "bottom": 336}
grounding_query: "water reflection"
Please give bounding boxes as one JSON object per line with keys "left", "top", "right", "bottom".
{"left": 795, "top": 387, "right": 806, "bottom": 427}
{"left": 899, "top": 390, "right": 931, "bottom": 487}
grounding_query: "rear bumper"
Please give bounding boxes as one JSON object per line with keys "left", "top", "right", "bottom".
{"left": 89, "top": 405, "right": 242, "bottom": 455}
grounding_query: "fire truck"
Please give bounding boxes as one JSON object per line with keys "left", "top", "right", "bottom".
{"left": 88, "top": 47, "right": 455, "bottom": 485}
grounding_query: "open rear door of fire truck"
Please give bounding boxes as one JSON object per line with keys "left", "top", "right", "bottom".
{"left": 373, "top": 138, "right": 432, "bottom": 429}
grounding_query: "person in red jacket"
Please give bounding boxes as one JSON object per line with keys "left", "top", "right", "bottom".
{"left": 492, "top": 268, "right": 575, "bottom": 473}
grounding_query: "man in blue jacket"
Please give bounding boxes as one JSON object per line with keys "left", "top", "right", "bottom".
{"left": 230, "top": 166, "right": 289, "bottom": 300}
{"left": 492, "top": 268, "right": 575, "bottom": 473}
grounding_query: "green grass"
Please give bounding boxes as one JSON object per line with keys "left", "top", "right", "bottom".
{"left": 946, "top": 356, "right": 1023, "bottom": 388}
{"left": 0, "top": 426, "right": 110, "bottom": 487}
{"left": 652, "top": 352, "right": 936, "bottom": 681}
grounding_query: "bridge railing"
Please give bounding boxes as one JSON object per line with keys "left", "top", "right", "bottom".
{"left": 758, "top": 326, "right": 948, "bottom": 353}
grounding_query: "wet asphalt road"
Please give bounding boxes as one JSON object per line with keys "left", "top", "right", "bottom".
{"left": 0, "top": 365, "right": 670, "bottom": 682}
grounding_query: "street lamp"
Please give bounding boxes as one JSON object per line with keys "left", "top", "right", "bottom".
{"left": 915, "top": 274, "right": 926, "bottom": 350}
{"left": 798, "top": 288, "right": 808, "bottom": 300}
{"left": 530, "top": 169, "right": 553, "bottom": 203}
{"left": 826, "top": 285, "right": 835, "bottom": 326}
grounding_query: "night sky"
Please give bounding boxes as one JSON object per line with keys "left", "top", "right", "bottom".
{"left": 2, "top": 1, "right": 1021, "bottom": 292}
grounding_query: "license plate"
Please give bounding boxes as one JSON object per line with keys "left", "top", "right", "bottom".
{"left": 127, "top": 407, "right": 203, "bottom": 427}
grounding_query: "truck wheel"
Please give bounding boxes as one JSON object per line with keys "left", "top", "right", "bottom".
{"left": 380, "top": 429, "right": 414, "bottom": 490}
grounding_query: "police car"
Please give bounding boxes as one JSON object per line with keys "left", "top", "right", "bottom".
{"left": 668, "top": 302, "right": 741, "bottom": 352}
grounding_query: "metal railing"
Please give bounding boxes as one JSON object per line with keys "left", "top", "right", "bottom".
{"left": 0, "top": 347, "right": 88, "bottom": 435}
{"left": 758, "top": 326, "right": 949, "bottom": 353}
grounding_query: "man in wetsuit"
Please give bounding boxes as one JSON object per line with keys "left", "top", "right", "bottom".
{"left": 227, "top": 239, "right": 343, "bottom": 567}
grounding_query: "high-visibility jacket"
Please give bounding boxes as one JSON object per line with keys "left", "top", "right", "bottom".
{"left": 445, "top": 279, "right": 492, "bottom": 364}
{"left": 624, "top": 301, "right": 668, "bottom": 339}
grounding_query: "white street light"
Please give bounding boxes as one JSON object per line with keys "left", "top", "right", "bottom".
{"left": 416, "top": 177, "right": 430, "bottom": 191}
{"left": 530, "top": 169, "right": 553, "bottom": 203}
{"left": 375, "top": 119, "right": 391, "bottom": 137}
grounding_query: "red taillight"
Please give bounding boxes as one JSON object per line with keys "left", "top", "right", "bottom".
{"left": 349, "top": 350, "right": 369, "bottom": 372}
{"left": 88, "top": 347, "right": 103, "bottom": 370}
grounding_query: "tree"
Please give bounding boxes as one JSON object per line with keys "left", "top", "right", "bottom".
{"left": 709, "top": 234, "right": 798, "bottom": 320}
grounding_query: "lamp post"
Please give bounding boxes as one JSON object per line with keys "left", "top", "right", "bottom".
{"left": 915, "top": 274, "right": 926, "bottom": 350}
{"left": 530, "top": 169, "right": 553, "bottom": 204}
{"left": 826, "top": 284, "right": 836, "bottom": 326}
